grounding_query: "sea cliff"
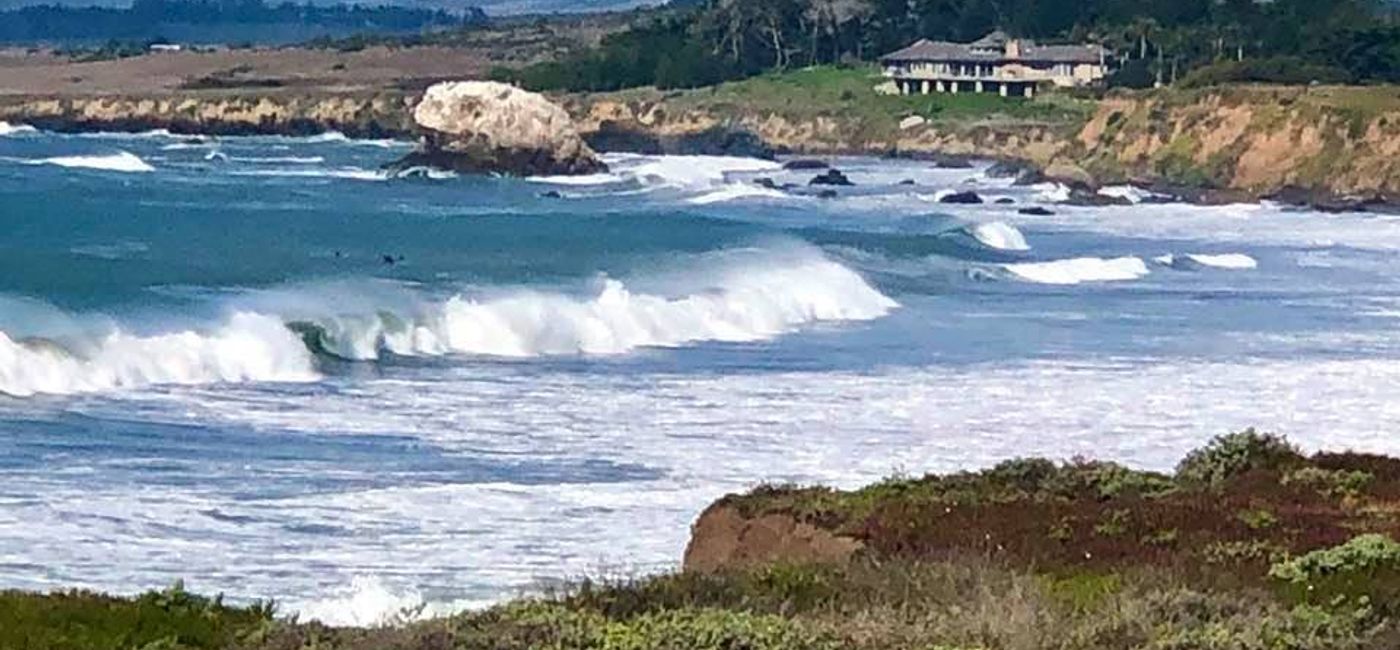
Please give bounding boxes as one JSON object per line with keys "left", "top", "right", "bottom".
{"left": 5, "top": 77, "right": 1400, "bottom": 203}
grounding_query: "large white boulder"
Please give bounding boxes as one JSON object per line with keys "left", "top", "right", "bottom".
{"left": 399, "top": 81, "right": 605, "bottom": 176}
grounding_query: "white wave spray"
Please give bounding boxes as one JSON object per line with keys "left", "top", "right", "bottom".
{"left": 1154, "top": 253, "right": 1258, "bottom": 270}
{"left": 969, "top": 221, "right": 1030, "bottom": 251}
{"left": 273, "top": 249, "right": 896, "bottom": 360}
{"left": 0, "top": 121, "right": 36, "bottom": 137}
{"left": 0, "top": 313, "right": 318, "bottom": 397}
{"left": 22, "top": 151, "right": 154, "bottom": 173}
{"left": 1003, "top": 256, "right": 1150, "bottom": 285}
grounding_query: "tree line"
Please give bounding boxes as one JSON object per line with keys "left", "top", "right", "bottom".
{"left": 494, "top": 0, "right": 1400, "bottom": 91}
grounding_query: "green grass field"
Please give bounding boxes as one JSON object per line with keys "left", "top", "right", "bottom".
{"left": 663, "top": 65, "right": 1095, "bottom": 132}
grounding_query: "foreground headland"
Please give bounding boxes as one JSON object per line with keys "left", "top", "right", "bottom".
{"left": 6, "top": 430, "right": 1400, "bottom": 649}
{"left": 4, "top": 55, "right": 1400, "bottom": 204}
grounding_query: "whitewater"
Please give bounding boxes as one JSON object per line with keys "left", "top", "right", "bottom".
{"left": 5, "top": 129, "right": 1400, "bottom": 625}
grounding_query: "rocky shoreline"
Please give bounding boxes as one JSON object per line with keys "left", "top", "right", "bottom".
{"left": 4, "top": 84, "right": 1400, "bottom": 211}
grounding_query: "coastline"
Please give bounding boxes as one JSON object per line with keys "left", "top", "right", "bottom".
{"left": 6, "top": 430, "right": 1400, "bottom": 648}
{"left": 5, "top": 70, "right": 1400, "bottom": 210}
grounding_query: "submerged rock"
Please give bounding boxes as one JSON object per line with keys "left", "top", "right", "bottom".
{"left": 939, "top": 190, "right": 983, "bottom": 204}
{"left": 810, "top": 169, "right": 854, "bottom": 187}
{"left": 1018, "top": 206, "right": 1056, "bottom": 216}
{"left": 985, "top": 160, "right": 1044, "bottom": 185}
{"left": 393, "top": 81, "right": 605, "bottom": 177}
{"left": 995, "top": 197, "right": 1016, "bottom": 205}
{"left": 1266, "top": 185, "right": 1396, "bottom": 213}
{"left": 585, "top": 121, "right": 776, "bottom": 159}
{"left": 783, "top": 159, "right": 830, "bottom": 171}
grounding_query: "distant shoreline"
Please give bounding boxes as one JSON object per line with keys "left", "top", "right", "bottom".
{"left": 4, "top": 67, "right": 1400, "bottom": 212}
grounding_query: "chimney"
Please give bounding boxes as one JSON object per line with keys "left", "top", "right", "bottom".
{"left": 1006, "top": 39, "right": 1022, "bottom": 59}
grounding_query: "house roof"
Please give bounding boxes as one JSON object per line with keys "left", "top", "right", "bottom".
{"left": 881, "top": 32, "right": 1106, "bottom": 65}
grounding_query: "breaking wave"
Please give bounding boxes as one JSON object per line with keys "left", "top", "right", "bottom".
{"left": 289, "top": 250, "right": 896, "bottom": 360}
{"left": 969, "top": 221, "right": 1030, "bottom": 252}
{"left": 1003, "top": 256, "right": 1150, "bottom": 285}
{"left": 1154, "top": 253, "right": 1258, "bottom": 271}
{"left": 0, "top": 313, "right": 317, "bottom": 397}
{"left": 1099, "top": 185, "right": 1156, "bottom": 204}
{"left": 301, "top": 132, "right": 407, "bottom": 148}
{"left": 686, "top": 183, "right": 792, "bottom": 205}
{"left": 0, "top": 249, "right": 894, "bottom": 395}
{"left": 295, "top": 576, "right": 482, "bottom": 627}
{"left": 19, "top": 151, "right": 154, "bottom": 173}
{"left": 0, "top": 121, "right": 36, "bottom": 137}
{"left": 534, "top": 154, "right": 782, "bottom": 193}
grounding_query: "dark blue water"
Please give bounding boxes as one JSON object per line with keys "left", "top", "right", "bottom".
{"left": 3, "top": 124, "right": 1400, "bottom": 622}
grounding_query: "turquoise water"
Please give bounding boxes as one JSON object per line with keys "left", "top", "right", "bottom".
{"left": 3, "top": 124, "right": 1400, "bottom": 622}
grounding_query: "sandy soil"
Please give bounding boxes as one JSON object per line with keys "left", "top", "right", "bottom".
{"left": 0, "top": 14, "right": 624, "bottom": 97}
{"left": 0, "top": 46, "right": 518, "bottom": 96}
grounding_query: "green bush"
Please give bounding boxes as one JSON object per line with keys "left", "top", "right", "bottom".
{"left": 1176, "top": 430, "right": 1304, "bottom": 488}
{"left": 1270, "top": 534, "right": 1400, "bottom": 613}
{"left": 0, "top": 582, "right": 275, "bottom": 650}
{"left": 1178, "top": 57, "right": 1353, "bottom": 89}
{"left": 456, "top": 602, "right": 837, "bottom": 650}
{"left": 1282, "top": 467, "right": 1374, "bottom": 500}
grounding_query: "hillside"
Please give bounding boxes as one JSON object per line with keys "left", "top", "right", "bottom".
{"left": 5, "top": 431, "right": 1400, "bottom": 649}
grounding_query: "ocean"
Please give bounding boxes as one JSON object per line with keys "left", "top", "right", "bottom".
{"left": 2, "top": 123, "right": 1400, "bottom": 624}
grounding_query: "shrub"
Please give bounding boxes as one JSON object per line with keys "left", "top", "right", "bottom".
{"left": 1204, "top": 540, "right": 1290, "bottom": 567}
{"left": 1238, "top": 508, "right": 1280, "bottom": 531}
{"left": 0, "top": 582, "right": 275, "bottom": 650}
{"left": 1270, "top": 534, "right": 1400, "bottom": 612}
{"left": 1176, "top": 430, "right": 1304, "bottom": 488}
{"left": 1178, "top": 57, "right": 1352, "bottom": 89}
{"left": 1282, "top": 467, "right": 1374, "bottom": 500}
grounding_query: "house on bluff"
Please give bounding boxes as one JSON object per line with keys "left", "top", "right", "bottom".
{"left": 881, "top": 31, "right": 1109, "bottom": 98}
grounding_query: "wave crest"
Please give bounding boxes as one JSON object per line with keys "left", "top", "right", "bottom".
{"left": 969, "top": 221, "right": 1030, "bottom": 252}
{"left": 0, "top": 121, "right": 36, "bottom": 137}
{"left": 0, "top": 313, "right": 318, "bottom": 397}
{"left": 25, "top": 151, "right": 154, "bottom": 173}
{"left": 1003, "top": 256, "right": 1149, "bottom": 285}
{"left": 294, "top": 252, "right": 896, "bottom": 360}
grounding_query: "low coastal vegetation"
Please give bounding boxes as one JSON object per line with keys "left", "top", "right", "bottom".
{"left": 6, "top": 430, "right": 1400, "bottom": 649}
{"left": 494, "top": 0, "right": 1398, "bottom": 93}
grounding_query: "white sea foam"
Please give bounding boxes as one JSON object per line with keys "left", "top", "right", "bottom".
{"left": 1154, "top": 253, "right": 1258, "bottom": 270}
{"left": 228, "top": 155, "right": 326, "bottom": 164}
{"left": 295, "top": 576, "right": 480, "bottom": 627}
{"left": 1098, "top": 185, "right": 1156, "bottom": 204}
{"left": 161, "top": 142, "right": 211, "bottom": 151}
{"left": 388, "top": 165, "right": 458, "bottom": 180}
{"left": 25, "top": 151, "right": 154, "bottom": 173}
{"left": 1004, "top": 256, "right": 1150, "bottom": 285}
{"left": 970, "top": 221, "right": 1030, "bottom": 251}
{"left": 301, "top": 132, "right": 406, "bottom": 148}
{"left": 1033, "top": 182, "right": 1072, "bottom": 203}
{"left": 230, "top": 168, "right": 386, "bottom": 181}
{"left": 0, "top": 313, "right": 318, "bottom": 397}
{"left": 686, "top": 183, "right": 791, "bottom": 205}
{"left": 287, "top": 251, "right": 896, "bottom": 360}
{"left": 615, "top": 154, "right": 782, "bottom": 189}
{"left": 0, "top": 121, "right": 36, "bottom": 137}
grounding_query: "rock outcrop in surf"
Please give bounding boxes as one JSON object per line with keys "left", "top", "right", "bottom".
{"left": 393, "top": 81, "right": 605, "bottom": 177}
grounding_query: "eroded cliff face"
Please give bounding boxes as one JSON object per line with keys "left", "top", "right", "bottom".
{"left": 3, "top": 85, "right": 1399, "bottom": 199}
{"left": 572, "top": 86, "right": 1400, "bottom": 200}
{"left": 0, "top": 92, "right": 417, "bottom": 138}
{"left": 683, "top": 502, "right": 863, "bottom": 573}
{"left": 1071, "top": 87, "right": 1400, "bottom": 197}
